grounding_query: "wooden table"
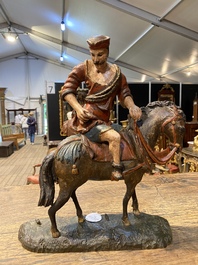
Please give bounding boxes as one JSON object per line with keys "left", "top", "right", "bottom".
{"left": 0, "top": 172, "right": 198, "bottom": 264}
{"left": 178, "top": 147, "right": 198, "bottom": 172}
{"left": 0, "top": 141, "right": 14, "bottom": 157}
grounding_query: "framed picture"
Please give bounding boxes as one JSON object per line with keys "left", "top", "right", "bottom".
{"left": 59, "top": 92, "right": 72, "bottom": 136}
{"left": 59, "top": 88, "right": 88, "bottom": 136}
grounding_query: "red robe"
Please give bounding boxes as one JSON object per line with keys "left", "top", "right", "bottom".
{"left": 61, "top": 60, "right": 132, "bottom": 134}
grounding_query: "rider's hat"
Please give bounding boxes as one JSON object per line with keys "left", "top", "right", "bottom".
{"left": 87, "top": 35, "right": 110, "bottom": 50}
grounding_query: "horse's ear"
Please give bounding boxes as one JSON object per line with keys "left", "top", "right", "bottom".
{"left": 140, "top": 106, "right": 148, "bottom": 122}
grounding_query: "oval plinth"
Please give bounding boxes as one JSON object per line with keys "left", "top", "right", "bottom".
{"left": 18, "top": 213, "right": 172, "bottom": 253}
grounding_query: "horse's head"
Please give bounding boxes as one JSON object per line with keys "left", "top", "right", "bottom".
{"left": 126, "top": 101, "right": 185, "bottom": 166}
{"left": 127, "top": 101, "right": 186, "bottom": 151}
{"left": 159, "top": 102, "right": 186, "bottom": 151}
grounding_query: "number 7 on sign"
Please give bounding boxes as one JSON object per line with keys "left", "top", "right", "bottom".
{"left": 47, "top": 82, "right": 55, "bottom": 94}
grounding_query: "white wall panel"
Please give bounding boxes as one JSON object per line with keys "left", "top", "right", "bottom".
{"left": 0, "top": 59, "right": 71, "bottom": 133}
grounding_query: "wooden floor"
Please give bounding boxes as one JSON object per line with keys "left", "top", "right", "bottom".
{"left": 0, "top": 136, "right": 48, "bottom": 187}
{"left": 0, "top": 136, "right": 197, "bottom": 265}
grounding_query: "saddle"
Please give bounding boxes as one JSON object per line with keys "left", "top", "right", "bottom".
{"left": 57, "top": 129, "right": 143, "bottom": 164}
{"left": 55, "top": 129, "right": 152, "bottom": 177}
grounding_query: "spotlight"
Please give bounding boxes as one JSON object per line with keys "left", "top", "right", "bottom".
{"left": 61, "top": 21, "right": 65, "bottom": 31}
{"left": 187, "top": 71, "right": 191, "bottom": 76}
{"left": 6, "top": 34, "right": 17, "bottom": 42}
{"left": 4, "top": 28, "right": 18, "bottom": 42}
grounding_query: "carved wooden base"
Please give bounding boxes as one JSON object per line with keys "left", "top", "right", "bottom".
{"left": 18, "top": 213, "right": 172, "bottom": 253}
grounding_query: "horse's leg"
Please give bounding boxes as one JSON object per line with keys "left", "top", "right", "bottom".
{"left": 122, "top": 183, "right": 134, "bottom": 226}
{"left": 132, "top": 189, "right": 140, "bottom": 215}
{"left": 48, "top": 189, "right": 71, "bottom": 238}
{"left": 71, "top": 190, "right": 85, "bottom": 223}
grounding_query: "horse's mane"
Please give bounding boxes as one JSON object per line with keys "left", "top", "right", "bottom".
{"left": 140, "top": 101, "right": 186, "bottom": 122}
{"left": 146, "top": 100, "right": 175, "bottom": 108}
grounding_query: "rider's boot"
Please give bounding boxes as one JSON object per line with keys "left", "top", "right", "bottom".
{"left": 111, "top": 162, "right": 123, "bottom": 181}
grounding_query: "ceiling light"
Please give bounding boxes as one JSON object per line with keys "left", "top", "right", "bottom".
{"left": 1, "top": 28, "right": 19, "bottom": 42}
{"left": 6, "top": 34, "right": 18, "bottom": 42}
{"left": 61, "top": 21, "right": 65, "bottom": 31}
{"left": 186, "top": 71, "right": 191, "bottom": 76}
{"left": 60, "top": 55, "right": 63, "bottom": 62}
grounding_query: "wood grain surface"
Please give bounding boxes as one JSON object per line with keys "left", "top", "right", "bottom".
{"left": 0, "top": 136, "right": 197, "bottom": 264}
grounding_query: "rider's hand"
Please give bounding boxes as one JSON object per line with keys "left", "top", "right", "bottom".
{"left": 129, "top": 105, "right": 142, "bottom": 121}
{"left": 76, "top": 107, "right": 92, "bottom": 124}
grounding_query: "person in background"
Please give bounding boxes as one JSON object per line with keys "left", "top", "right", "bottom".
{"left": 20, "top": 113, "right": 28, "bottom": 140}
{"left": 14, "top": 112, "right": 23, "bottom": 133}
{"left": 27, "top": 112, "right": 37, "bottom": 145}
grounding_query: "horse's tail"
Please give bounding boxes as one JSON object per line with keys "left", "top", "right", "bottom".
{"left": 38, "top": 151, "right": 56, "bottom": 207}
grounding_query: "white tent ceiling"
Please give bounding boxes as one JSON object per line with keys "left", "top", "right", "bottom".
{"left": 0, "top": 0, "right": 198, "bottom": 84}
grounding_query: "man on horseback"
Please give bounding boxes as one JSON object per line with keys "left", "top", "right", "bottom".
{"left": 60, "top": 35, "right": 142, "bottom": 181}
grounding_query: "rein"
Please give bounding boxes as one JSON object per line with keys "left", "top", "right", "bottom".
{"left": 160, "top": 105, "right": 180, "bottom": 147}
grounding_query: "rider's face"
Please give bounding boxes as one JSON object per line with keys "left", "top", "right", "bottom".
{"left": 90, "top": 48, "right": 109, "bottom": 71}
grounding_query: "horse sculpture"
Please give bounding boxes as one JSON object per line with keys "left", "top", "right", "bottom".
{"left": 38, "top": 101, "right": 185, "bottom": 238}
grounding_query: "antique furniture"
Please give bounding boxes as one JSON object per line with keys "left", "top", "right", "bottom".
{"left": 183, "top": 122, "right": 198, "bottom": 147}
{"left": 0, "top": 124, "right": 26, "bottom": 150}
{"left": 26, "top": 164, "right": 41, "bottom": 185}
{"left": 120, "top": 120, "right": 128, "bottom": 128}
{"left": 183, "top": 93, "right": 198, "bottom": 147}
{"left": 178, "top": 147, "right": 198, "bottom": 172}
{"left": 158, "top": 84, "right": 175, "bottom": 102}
{"left": 193, "top": 129, "right": 198, "bottom": 151}
{"left": 0, "top": 141, "right": 14, "bottom": 157}
{"left": 48, "top": 140, "right": 61, "bottom": 149}
{"left": 0, "top": 88, "right": 6, "bottom": 125}
{"left": 59, "top": 88, "right": 88, "bottom": 136}
{"left": 192, "top": 93, "right": 198, "bottom": 122}
{"left": 6, "top": 108, "right": 37, "bottom": 125}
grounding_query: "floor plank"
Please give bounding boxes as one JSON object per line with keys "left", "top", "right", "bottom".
{"left": 0, "top": 136, "right": 48, "bottom": 187}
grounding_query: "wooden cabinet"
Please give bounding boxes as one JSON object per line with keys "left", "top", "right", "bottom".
{"left": 183, "top": 122, "right": 198, "bottom": 147}
{"left": 0, "top": 88, "right": 6, "bottom": 124}
{"left": 158, "top": 84, "right": 175, "bottom": 102}
{"left": 6, "top": 108, "right": 37, "bottom": 124}
{"left": 0, "top": 141, "right": 14, "bottom": 157}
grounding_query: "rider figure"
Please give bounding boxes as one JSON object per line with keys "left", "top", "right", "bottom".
{"left": 61, "top": 35, "right": 142, "bottom": 180}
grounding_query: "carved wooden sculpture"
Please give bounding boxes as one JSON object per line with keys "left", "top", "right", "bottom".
{"left": 38, "top": 101, "right": 185, "bottom": 238}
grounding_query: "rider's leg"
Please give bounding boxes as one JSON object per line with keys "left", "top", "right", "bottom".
{"left": 100, "top": 129, "right": 123, "bottom": 180}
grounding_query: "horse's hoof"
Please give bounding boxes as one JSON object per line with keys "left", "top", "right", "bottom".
{"left": 78, "top": 216, "right": 85, "bottom": 223}
{"left": 51, "top": 230, "right": 61, "bottom": 238}
{"left": 133, "top": 209, "right": 140, "bottom": 216}
{"left": 122, "top": 218, "right": 131, "bottom": 226}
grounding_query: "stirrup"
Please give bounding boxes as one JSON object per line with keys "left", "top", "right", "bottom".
{"left": 111, "top": 162, "right": 123, "bottom": 181}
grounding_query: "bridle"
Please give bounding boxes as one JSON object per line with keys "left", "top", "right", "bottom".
{"left": 134, "top": 106, "right": 182, "bottom": 165}
{"left": 160, "top": 106, "right": 182, "bottom": 149}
